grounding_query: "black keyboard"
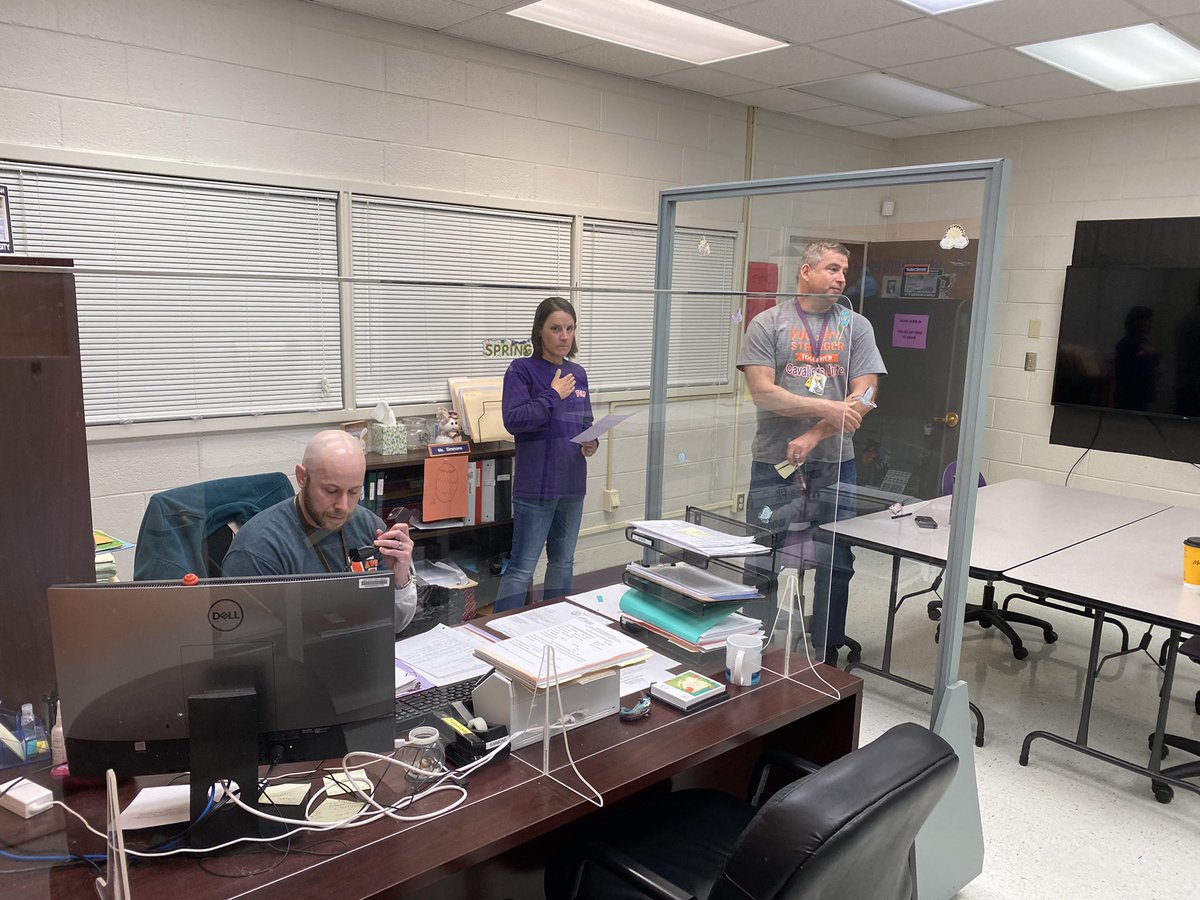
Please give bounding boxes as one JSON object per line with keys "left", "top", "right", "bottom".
{"left": 395, "top": 675, "right": 485, "bottom": 722}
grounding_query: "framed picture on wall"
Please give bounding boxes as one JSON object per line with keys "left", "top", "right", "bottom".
{"left": 0, "top": 186, "right": 13, "bottom": 254}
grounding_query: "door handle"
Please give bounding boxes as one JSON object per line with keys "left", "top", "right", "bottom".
{"left": 934, "top": 412, "right": 960, "bottom": 428}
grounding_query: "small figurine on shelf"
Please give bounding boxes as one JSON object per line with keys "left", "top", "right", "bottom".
{"left": 434, "top": 407, "right": 464, "bottom": 443}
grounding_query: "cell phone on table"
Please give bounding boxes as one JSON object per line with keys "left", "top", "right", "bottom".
{"left": 914, "top": 515, "right": 938, "bottom": 530}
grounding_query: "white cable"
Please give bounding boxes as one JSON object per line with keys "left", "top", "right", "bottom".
{"left": 783, "top": 569, "right": 841, "bottom": 700}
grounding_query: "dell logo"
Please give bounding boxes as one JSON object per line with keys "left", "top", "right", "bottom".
{"left": 208, "top": 598, "right": 244, "bottom": 632}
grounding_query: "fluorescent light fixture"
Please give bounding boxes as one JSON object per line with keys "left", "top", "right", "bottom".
{"left": 895, "top": 0, "right": 1001, "bottom": 12}
{"left": 507, "top": 0, "right": 787, "bottom": 66}
{"left": 790, "top": 72, "right": 982, "bottom": 117}
{"left": 1018, "top": 23, "right": 1200, "bottom": 91}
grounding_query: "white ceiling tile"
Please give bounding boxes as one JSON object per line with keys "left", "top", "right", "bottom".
{"left": 1097, "top": 0, "right": 1197, "bottom": 18}
{"left": 445, "top": 11, "right": 597, "bottom": 55}
{"left": 908, "top": 106, "right": 1038, "bottom": 131}
{"left": 795, "top": 105, "right": 897, "bottom": 127}
{"left": 888, "top": 48, "right": 1048, "bottom": 89}
{"left": 712, "top": 0, "right": 921, "bottom": 44}
{"left": 555, "top": 42, "right": 687, "bottom": 79}
{"left": 726, "top": 87, "right": 838, "bottom": 114}
{"left": 1131, "top": 80, "right": 1200, "bottom": 109}
{"left": 812, "top": 18, "right": 994, "bottom": 69}
{"left": 1006, "top": 92, "right": 1150, "bottom": 120}
{"left": 851, "top": 118, "right": 943, "bottom": 138}
{"left": 957, "top": 71, "right": 1107, "bottom": 106}
{"left": 1165, "top": 13, "right": 1200, "bottom": 44}
{"left": 651, "top": 67, "right": 773, "bottom": 96}
{"left": 312, "top": 0, "right": 484, "bottom": 30}
{"left": 656, "top": 0, "right": 755, "bottom": 11}
{"left": 711, "top": 44, "right": 869, "bottom": 84}
{"left": 940, "top": 0, "right": 1148, "bottom": 45}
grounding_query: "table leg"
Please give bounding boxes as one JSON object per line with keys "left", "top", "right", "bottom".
{"left": 847, "top": 553, "right": 985, "bottom": 747}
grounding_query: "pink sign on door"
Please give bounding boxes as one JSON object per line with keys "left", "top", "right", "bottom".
{"left": 892, "top": 314, "right": 929, "bottom": 349}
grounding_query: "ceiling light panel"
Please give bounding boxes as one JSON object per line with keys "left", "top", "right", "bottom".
{"left": 895, "top": 0, "right": 1001, "bottom": 12}
{"left": 508, "top": 0, "right": 788, "bottom": 66}
{"left": 790, "top": 72, "right": 982, "bottom": 117}
{"left": 1018, "top": 23, "right": 1200, "bottom": 91}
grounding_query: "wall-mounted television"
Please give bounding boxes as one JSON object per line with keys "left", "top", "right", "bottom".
{"left": 1051, "top": 265, "right": 1200, "bottom": 420}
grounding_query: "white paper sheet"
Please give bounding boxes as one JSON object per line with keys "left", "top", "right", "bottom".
{"left": 488, "top": 601, "right": 615, "bottom": 637}
{"left": 394, "top": 623, "right": 494, "bottom": 686}
{"left": 618, "top": 650, "right": 680, "bottom": 695}
{"left": 118, "top": 783, "right": 231, "bottom": 829}
{"left": 570, "top": 409, "right": 642, "bottom": 444}
{"left": 565, "top": 583, "right": 631, "bottom": 621}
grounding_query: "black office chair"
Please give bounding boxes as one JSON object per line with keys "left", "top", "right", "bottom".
{"left": 547, "top": 722, "right": 958, "bottom": 900}
{"left": 924, "top": 464, "right": 1057, "bottom": 661}
{"left": 133, "top": 472, "right": 294, "bottom": 580}
{"left": 1149, "top": 634, "right": 1200, "bottom": 804}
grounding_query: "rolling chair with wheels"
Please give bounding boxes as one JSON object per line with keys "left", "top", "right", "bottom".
{"left": 547, "top": 722, "right": 959, "bottom": 900}
{"left": 133, "top": 472, "right": 294, "bottom": 580}
{"left": 924, "top": 463, "right": 1057, "bottom": 661}
{"left": 1149, "top": 634, "right": 1200, "bottom": 804}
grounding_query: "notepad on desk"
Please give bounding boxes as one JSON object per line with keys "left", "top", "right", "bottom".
{"left": 473, "top": 620, "right": 649, "bottom": 690}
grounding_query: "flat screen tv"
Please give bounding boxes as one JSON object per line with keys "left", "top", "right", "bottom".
{"left": 1052, "top": 265, "right": 1200, "bottom": 420}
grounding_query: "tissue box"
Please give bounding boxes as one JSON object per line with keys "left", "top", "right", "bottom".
{"left": 368, "top": 423, "right": 407, "bottom": 456}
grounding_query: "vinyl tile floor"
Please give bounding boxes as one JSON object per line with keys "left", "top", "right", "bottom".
{"left": 840, "top": 548, "right": 1200, "bottom": 900}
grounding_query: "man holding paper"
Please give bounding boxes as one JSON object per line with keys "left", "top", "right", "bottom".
{"left": 737, "top": 241, "right": 886, "bottom": 664}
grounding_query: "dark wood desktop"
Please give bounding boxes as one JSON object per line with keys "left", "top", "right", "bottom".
{"left": 1, "top": 634, "right": 861, "bottom": 899}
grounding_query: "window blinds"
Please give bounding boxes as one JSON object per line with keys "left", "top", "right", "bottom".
{"left": 350, "top": 197, "right": 571, "bottom": 407}
{"left": 579, "top": 220, "right": 736, "bottom": 392}
{"left": 0, "top": 162, "right": 340, "bottom": 425}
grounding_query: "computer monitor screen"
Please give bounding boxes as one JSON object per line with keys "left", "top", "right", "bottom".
{"left": 48, "top": 572, "right": 396, "bottom": 778}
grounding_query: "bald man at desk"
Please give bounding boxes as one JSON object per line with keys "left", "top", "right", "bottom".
{"left": 223, "top": 429, "right": 418, "bottom": 631}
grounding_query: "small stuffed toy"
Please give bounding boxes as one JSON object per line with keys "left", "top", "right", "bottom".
{"left": 434, "top": 407, "right": 464, "bottom": 443}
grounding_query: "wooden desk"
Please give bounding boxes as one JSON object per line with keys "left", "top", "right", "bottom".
{"left": 1006, "top": 505, "right": 1200, "bottom": 801}
{"left": 0, "top": 654, "right": 860, "bottom": 898}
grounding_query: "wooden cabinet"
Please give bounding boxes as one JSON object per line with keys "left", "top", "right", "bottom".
{"left": 0, "top": 257, "right": 94, "bottom": 711}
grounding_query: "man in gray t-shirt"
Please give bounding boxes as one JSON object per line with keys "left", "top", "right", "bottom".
{"left": 736, "top": 241, "right": 886, "bottom": 663}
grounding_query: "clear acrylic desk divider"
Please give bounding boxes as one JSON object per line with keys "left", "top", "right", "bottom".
{"left": 95, "top": 768, "right": 131, "bottom": 900}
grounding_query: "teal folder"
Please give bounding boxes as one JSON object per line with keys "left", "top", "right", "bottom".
{"left": 619, "top": 588, "right": 739, "bottom": 645}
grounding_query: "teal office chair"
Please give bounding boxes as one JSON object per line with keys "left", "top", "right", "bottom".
{"left": 133, "top": 473, "right": 294, "bottom": 580}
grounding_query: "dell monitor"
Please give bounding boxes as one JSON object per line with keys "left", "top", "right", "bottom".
{"left": 47, "top": 572, "right": 396, "bottom": 843}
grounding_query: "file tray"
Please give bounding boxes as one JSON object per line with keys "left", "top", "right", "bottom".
{"left": 621, "top": 569, "right": 756, "bottom": 614}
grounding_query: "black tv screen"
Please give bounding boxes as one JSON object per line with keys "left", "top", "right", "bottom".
{"left": 1052, "top": 265, "right": 1200, "bottom": 420}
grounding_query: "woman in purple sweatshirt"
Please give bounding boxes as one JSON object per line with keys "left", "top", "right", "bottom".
{"left": 493, "top": 297, "right": 597, "bottom": 611}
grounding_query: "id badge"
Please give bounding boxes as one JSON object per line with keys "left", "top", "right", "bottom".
{"left": 805, "top": 371, "right": 827, "bottom": 396}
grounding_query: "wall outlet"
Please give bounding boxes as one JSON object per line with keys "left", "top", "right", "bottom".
{"left": 603, "top": 488, "right": 620, "bottom": 512}
{"left": 734, "top": 491, "right": 746, "bottom": 512}
{"left": 1024, "top": 352, "right": 1037, "bottom": 372}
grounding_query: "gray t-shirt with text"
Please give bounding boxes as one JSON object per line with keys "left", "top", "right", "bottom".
{"left": 737, "top": 301, "right": 886, "bottom": 464}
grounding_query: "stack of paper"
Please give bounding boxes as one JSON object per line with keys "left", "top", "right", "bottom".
{"left": 448, "top": 376, "right": 513, "bottom": 443}
{"left": 473, "top": 620, "right": 650, "bottom": 690}
{"left": 628, "top": 520, "right": 770, "bottom": 558}
{"left": 618, "top": 588, "right": 762, "bottom": 653}
{"left": 626, "top": 561, "right": 759, "bottom": 602}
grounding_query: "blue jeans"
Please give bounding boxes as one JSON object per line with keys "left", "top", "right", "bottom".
{"left": 493, "top": 496, "right": 585, "bottom": 612}
{"left": 746, "top": 458, "right": 857, "bottom": 648}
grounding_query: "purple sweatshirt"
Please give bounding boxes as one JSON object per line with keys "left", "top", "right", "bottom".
{"left": 502, "top": 355, "right": 593, "bottom": 499}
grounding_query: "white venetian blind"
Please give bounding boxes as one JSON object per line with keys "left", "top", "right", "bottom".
{"left": 0, "top": 162, "right": 340, "bottom": 425}
{"left": 579, "top": 220, "right": 736, "bottom": 391}
{"left": 350, "top": 197, "right": 571, "bottom": 406}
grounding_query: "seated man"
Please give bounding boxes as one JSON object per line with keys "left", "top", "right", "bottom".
{"left": 223, "top": 429, "right": 417, "bottom": 632}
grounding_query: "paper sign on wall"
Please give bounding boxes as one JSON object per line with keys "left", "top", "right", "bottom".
{"left": 892, "top": 314, "right": 929, "bottom": 350}
{"left": 423, "top": 455, "right": 468, "bottom": 522}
